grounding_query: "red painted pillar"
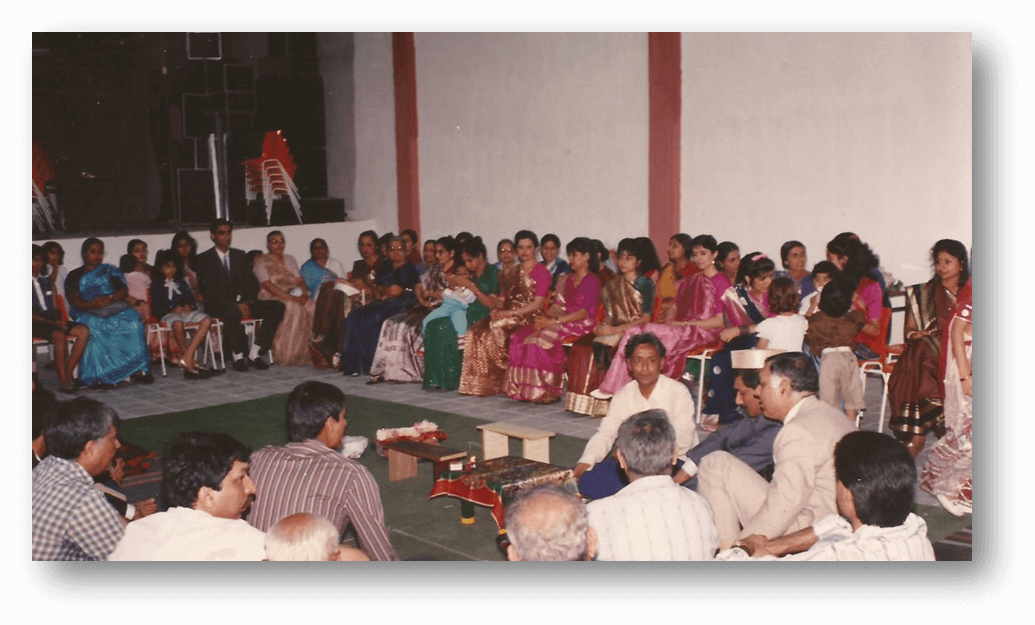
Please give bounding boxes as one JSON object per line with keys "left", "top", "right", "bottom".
{"left": 393, "top": 33, "right": 421, "bottom": 236}
{"left": 648, "top": 33, "right": 681, "bottom": 257}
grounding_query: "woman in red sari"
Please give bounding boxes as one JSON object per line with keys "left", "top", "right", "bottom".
{"left": 504, "top": 237, "right": 601, "bottom": 404}
{"left": 594, "top": 234, "right": 729, "bottom": 396}
{"left": 458, "top": 230, "right": 550, "bottom": 397}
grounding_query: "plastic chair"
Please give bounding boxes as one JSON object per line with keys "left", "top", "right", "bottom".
{"left": 857, "top": 307, "right": 896, "bottom": 432}
{"left": 685, "top": 344, "right": 722, "bottom": 424}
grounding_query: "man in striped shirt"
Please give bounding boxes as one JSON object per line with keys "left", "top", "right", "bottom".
{"left": 586, "top": 409, "right": 719, "bottom": 561}
{"left": 247, "top": 381, "right": 399, "bottom": 561}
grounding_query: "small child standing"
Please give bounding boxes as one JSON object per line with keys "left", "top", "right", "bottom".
{"left": 150, "top": 249, "right": 214, "bottom": 379}
{"left": 120, "top": 239, "right": 154, "bottom": 321}
{"left": 422, "top": 265, "right": 478, "bottom": 347}
{"left": 756, "top": 276, "right": 807, "bottom": 351}
{"left": 799, "top": 261, "right": 838, "bottom": 318}
{"left": 806, "top": 279, "right": 866, "bottom": 422}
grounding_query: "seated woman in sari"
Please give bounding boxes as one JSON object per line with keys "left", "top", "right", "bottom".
{"left": 920, "top": 277, "right": 972, "bottom": 517}
{"left": 423, "top": 236, "right": 500, "bottom": 390}
{"left": 504, "top": 237, "right": 601, "bottom": 404}
{"left": 347, "top": 230, "right": 386, "bottom": 303}
{"left": 171, "top": 231, "right": 204, "bottom": 311}
{"left": 594, "top": 234, "right": 730, "bottom": 397}
{"left": 339, "top": 236, "right": 420, "bottom": 376}
{"left": 458, "top": 230, "right": 550, "bottom": 397}
{"left": 253, "top": 231, "right": 315, "bottom": 366}
{"left": 565, "top": 237, "right": 653, "bottom": 416}
{"left": 302, "top": 238, "right": 352, "bottom": 368}
{"left": 654, "top": 233, "right": 697, "bottom": 322}
{"left": 539, "top": 233, "right": 570, "bottom": 290}
{"left": 889, "top": 239, "right": 969, "bottom": 456}
{"left": 367, "top": 236, "right": 458, "bottom": 384}
{"left": 774, "top": 240, "right": 815, "bottom": 299}
{"left": 64, "top": 237, "right": 152, "bottom": 389}
{"left": 716, "top": 241, "right": 741, "bottom": 286}
{"left": 705, "top": 252, "right": 776, "bottom": 423}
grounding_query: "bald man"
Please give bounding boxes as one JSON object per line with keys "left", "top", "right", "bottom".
{"left": 504, "top": 485, "right": 597, "bottom": 562}
{"left": 265, "top": 513, "right": 370, "bottom": 561}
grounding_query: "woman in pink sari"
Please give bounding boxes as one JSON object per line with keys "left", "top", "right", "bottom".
{"left": 594, "top": 234, "right": 730, "bottom": 396}
{"left": 504, "top": 237, "right": 601, "bottom": 403}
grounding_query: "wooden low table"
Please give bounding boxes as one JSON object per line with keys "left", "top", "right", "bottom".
{"left": 381, "top": 440, "right": 466, "bottom": 483}
{"left": 429, "top": 455, "right": 576, "bottom": 528}
{"left": 477, "top": 422, "right": 555, "bottom": 464}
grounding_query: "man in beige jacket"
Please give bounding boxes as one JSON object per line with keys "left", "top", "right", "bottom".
{"left": 698, "top": 352, "right": 856, "bottom": 550}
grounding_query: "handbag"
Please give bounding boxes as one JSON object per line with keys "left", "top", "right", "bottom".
{"left": 90, "top": 300, "right": 131, "bottom": 318}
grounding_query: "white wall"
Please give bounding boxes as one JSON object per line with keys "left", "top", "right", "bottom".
{"left": 351, "top": 33, "right": 398, "bottom": 233}
{"left": 413, "top": 32, "right": 649, "bottom": 251}
{"left": 681, "top": 32, "right": 972, "bottom": 288}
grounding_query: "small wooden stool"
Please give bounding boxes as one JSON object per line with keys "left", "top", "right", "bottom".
{"left": 477, "top": 422, "right": 555, "bottom": 464}
{"left": 382, "top": 440, "right": 466, "bottom": 483}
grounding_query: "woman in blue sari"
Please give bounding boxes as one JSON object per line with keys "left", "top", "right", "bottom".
{"left": 339, "top": 236, "right": 420, "bottom": 376}
{"left": 704, "top": 252, "right": 775, "bottom": 424}
{"left": 64, "top": 237, "right": 152, "bottom": 389}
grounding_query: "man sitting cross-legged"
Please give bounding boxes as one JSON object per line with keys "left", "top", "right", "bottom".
{"left": 246, "top": 381, "right": 398, "bottom": 561}
{"left": 573, "top": 331, "right": 699, "bottom": 500}
{"left": 587, "top": 409, "right": 719, "bottom": 560}
{"left": 718, "top": 430, "right": 936, "bottom": 561}
{"left": 265, "top": 513, "right": 370, "bottom": 561}
{"left": 698, "top": 351, "right": 856, "bottom": 550}
{"left": 108, "top": 431, "right": 267, "bottom": 561}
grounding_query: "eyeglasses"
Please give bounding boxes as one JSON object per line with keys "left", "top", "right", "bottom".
{"left": 389, "top": 246, "right": 405, "bottom": 251}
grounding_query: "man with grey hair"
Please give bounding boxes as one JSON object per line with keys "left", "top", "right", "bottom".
{"left": 265, "top": 513, "right": 370, "bottom": 561}
{"left": 504, "top": 485, "right": 597, "bottom": 561}
{"left": 698, "top": 352, "right": 856, "bottom": 550}
{"left": 587, "top": 409, "right": 719, "bottom": 560}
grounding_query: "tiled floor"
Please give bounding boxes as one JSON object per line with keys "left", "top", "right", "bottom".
{"left": 33, "top": 352, "right": 940, "bottom": 506}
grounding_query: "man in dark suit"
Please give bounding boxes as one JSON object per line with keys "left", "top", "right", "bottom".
{"left": 196, "top": 219, "right": 285, "bottom": 372}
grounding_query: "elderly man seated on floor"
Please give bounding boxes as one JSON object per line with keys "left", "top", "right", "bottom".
{"left": 718, "top": 430, "right": 936, "bottom": 561}
{"left": 505, "top": 485, "right": 597, "bottom": 562}
{"left": 587, "top": 409, "right": 718, "bottom": 561}
{"left": 265, "top": 513, "right": 371, "bottom": 561}
{"left": 108, "top": 431, "right": 267, "bottom": 561}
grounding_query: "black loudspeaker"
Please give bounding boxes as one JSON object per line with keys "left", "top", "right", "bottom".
{"left": 187, "top": 32, "right": 221, "bottom": 60}
{"left": 177, "top": 168, "right": 216, "bottom": 224}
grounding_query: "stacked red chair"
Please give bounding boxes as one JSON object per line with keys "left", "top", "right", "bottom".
{"left": 32, "top": 140, "right": 63, "bottom": 231}
{"left": 242, "top": 130, "right": 302, "bottom": 225}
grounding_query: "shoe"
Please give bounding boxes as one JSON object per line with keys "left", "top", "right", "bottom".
{"left": 589, "top": 389, "right": 613, "bottom": 400}
{"left": 367, "top": 375, "right": 384, "bottom": 385}
{"left": 59, "top": 379, "right": 87, "bottom": 394}
{"left": 130, "top": 371, "right": 154, "bottom": 384}
{"left": 183, "top": 368, "right": 201, "bottom": 380}
{"left": 91, "top": 383, "right": 117, "bottom": 391}
{"left": 249, "top": 357, "right": 269, "bottom": 370}
{"left": 233, "top": 359, "right": 249, "bottom": 372}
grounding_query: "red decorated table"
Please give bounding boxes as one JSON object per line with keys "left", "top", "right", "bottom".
{"left": 428, "top": 455, "right": 577, "bottom": 529}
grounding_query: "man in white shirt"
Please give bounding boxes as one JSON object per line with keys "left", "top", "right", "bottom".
{"left": 587, "top": 409, "right": 718, "bottom": 560}
{"left": 717, "top": 430, "right": 935, "bottom": 561}
{"left": 109, "top": 431, "right": 266, "bottom": 561}
{"left": 572, "top": 332, "right": 699, "bottom": 500}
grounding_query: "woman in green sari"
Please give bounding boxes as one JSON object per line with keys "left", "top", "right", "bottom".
{"left": 423, "top": 236, "right": 500, "bottom": 390}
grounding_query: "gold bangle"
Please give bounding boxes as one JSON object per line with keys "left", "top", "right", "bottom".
{"left": 960, "top": 373, "right": 972, "bottom": 382}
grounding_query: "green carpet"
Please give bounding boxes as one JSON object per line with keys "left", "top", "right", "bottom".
{"left": 117, "top": 393, "right": 589, "bottom": 561}
{"left": 117, "top": 394, "right": 972, "bottom": 560}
